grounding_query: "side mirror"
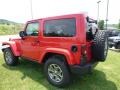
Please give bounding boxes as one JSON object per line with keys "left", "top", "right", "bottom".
{"left": 86, "top": 16, "right": 89, "bottom": 22}
{"left": 19, "top": 31, "right": 26, "bottom": 38}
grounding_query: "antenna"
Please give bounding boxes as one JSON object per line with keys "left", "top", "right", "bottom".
{"left": 30, "top": 0, "right": 33, "bottom": 19}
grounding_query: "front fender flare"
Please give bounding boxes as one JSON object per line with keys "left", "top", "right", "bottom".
{"left": 2, "top": 41, "right": 20, "bottom": 56}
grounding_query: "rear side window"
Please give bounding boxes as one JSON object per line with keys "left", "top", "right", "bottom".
{"left": 44, "top": 18, "right": 76, "bottom": 37}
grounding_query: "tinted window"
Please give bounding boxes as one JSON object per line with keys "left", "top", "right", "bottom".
{"left": 44, "top": 18, "right": 76, "bottom": 37}
{"left": 26, "top": 22, "right": 39, "bottom": 36}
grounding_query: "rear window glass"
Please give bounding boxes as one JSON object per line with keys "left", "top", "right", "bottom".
{"left": 44, "top": 18, "right": 76, "bottom": 37}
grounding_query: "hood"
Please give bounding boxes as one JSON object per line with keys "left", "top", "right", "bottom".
{"left": 109, "top": 36, "right": 120, "bottom": 40}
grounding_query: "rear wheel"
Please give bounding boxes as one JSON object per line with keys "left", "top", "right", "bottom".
{"left": 92, "top": 31, "right": 108, "bottom": 61}
{"left": 44, "top": 56, "right": 71, "bottom": 87}
{"left": 3, "top": 48, "right": 18, "bottom": 66}
{"left": 115, "top": 43, "right": 120, "bottom": 49}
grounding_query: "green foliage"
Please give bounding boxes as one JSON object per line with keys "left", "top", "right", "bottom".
{"left": 0, "top": 24, "right": 24, "bottom": 35}
{"left": 118, "top": 20, "right": 120, "bottom": 29}
{"left": 0, "top": 19, "right": 17, "bottom": 24}
{"left": 98, "top": 20, "right": 104, "bottom": 30}
{"left": 109, "top": 24, "right": 118, "bottom": 29}
{"left": 0, "top": 51, "right": 120, "bottom": 90}
{"left": 0, "top": 19, "right": 24, "bottom": 35}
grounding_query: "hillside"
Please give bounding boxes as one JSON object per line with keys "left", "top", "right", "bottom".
{"left": 0, "top": 19, "right": 24, "bottom": 35}
{"left": 0, "top": 19, "right": 18, "bottom": 25}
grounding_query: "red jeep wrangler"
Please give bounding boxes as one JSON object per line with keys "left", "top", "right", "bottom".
{"left": 2, "top": 14, "right": 108, "bottom": 87}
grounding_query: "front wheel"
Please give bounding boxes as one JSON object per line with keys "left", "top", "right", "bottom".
{"left": 44, "top": 56, "right": 71, "bottom": 87}
{"left": 3, "top": 48, "right": 18, "bottom": 66}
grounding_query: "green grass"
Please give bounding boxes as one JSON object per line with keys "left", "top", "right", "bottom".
{"left": 0, "top": 24, "right": 23, "bottom": 35}
{"left": 0, "top": 51, "right": 120, "bottom": 90}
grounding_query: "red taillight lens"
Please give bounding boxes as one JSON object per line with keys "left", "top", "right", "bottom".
{"left": 81, "top": 45, "right": 87, "bottom": 56}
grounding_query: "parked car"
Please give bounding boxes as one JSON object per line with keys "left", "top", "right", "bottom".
{"left": 108, "top": 33, "right": 120, "bottom": 49}
{"left": 108, "top": 30, "right": 120, "bottom": 37}
{"left": 1, "top": 14, "right": 108, "bottom": 87}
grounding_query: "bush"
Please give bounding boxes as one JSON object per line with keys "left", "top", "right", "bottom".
{"left": 98, "top": 20, "right": 104, "bottom": 30}
{"left": 0, "top": 24, "right": 24, "bottom": 35}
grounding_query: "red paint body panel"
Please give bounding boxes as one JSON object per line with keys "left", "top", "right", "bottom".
{"left": 2, "top": 14, "right": 93, "bottom": 65}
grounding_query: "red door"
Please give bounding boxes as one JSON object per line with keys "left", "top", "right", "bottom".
{"left": 21, "top": 22, "right": 41, "bottom": 61}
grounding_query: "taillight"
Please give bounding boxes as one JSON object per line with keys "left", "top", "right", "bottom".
{"left": 81, "top": 45, "right": 87, "bottom": 56}
{"left": 80, "top": 45, "right": 87, "bottom": 65}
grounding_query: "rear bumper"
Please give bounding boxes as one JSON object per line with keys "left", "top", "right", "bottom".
{"left": 70, "top": 62, "right": 98, "bottom": 75}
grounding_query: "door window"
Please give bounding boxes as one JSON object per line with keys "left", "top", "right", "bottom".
{"left": 26, "top": 22, "right": 39, "bottom": 36}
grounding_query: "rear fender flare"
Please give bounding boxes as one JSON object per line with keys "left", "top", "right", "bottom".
{"left": 40, "top": 48, "right": 75, "bottom": 65}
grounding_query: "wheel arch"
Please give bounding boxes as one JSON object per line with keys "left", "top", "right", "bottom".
{"left": 42, "top": 52, "right": 66, "bottom": 62}
{"left": 42, "top": 52, "right": 71, "bottom": 73}
{"left": 2, "top": 41, "right": 20, "bottom": 56}
{"left": 40, "top": 48, "right": 75, "bottom": 65}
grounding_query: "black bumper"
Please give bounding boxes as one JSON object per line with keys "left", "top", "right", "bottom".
{"left": 70, "top": 63, "right": 97, "bottom": 75}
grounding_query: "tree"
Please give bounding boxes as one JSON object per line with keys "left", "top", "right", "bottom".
{"left": 98, "top": 20, "right": 104, "bottom": 30}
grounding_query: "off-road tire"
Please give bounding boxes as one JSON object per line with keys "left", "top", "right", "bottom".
{"left": 92, "top": 31, "right": 108, "bottom": 61}
{"left": 44, "top": 56, "right": 71, "bottom": 87}
{"left": 3, "top": 48, "right": 18, "bottom": 66}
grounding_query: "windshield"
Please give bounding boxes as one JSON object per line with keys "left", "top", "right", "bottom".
{"left": 112, "top": 31, "right": 120, "bottom": 36}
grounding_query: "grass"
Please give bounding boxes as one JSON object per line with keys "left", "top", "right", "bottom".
{"left": 0, "top": 51, "right": 120, "bottom": 90}
{"left": 0, "top": 24, "right": 23, "bottom": 35}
